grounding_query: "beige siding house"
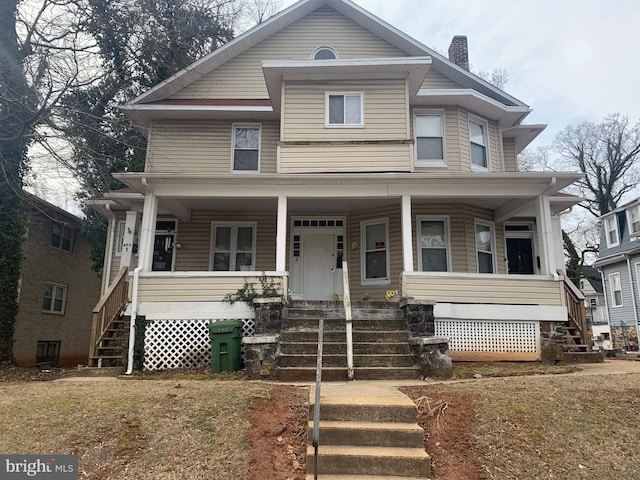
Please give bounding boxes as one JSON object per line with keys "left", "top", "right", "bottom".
{"left": 92, "top": 0, "right": 584, "bottom": 368}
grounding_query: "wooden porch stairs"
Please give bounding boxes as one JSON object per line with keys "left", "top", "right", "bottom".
{"left": 88, "top": 267, "right": 129, "bottom": 367}
{"left": 562, "top": 277, "right": 592, "bottom": 353}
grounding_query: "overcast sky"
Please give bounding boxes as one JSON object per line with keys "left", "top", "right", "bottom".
{"left": 283, "top": 0, "right": 640, "bottom": 145}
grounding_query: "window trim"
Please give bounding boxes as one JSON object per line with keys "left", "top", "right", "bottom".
{"left": 416, "top": 216, "right": 451, "bottom": 272}
{"left": 325, "top": 92, "right": 364, "bottom": 128}
{"left": 609, "top": 272, "right": 623, "bottom": 308}
{"left": 210, "top": 222, "right": 257, "bottom": 272}
{"left": 115, "top": 220, "right": 126, "bottom": 256}
{"left": 604, "top": 214, "right": 620, "bottom": 248}
{"left": 42, "top": 282, "right": 67, "bottom": 315}
{"left": 231, "top": 123, "right": 261, "bottom": 173}
{"left": 469, "top": 115, "right": 490, "bottom": 172}
{"left": 36, "top": 340, "right": 61, "bottom": 365}
{"left": 51, "top": 222, "right": 74, "bottom": 252}
{"left": 475, "top": 219, "right": 497, "bottom": 274}
{"left": 312, "top": 46, "right": 338, "bottom": 60}
{"left": 626, "top": 204, "right": 640, "bottom": 236}
{"left": 413, "top": 109, "right": 446, "bottom": 167}
{"left": 360, "top": 218, "right": 390, "bottom": 285}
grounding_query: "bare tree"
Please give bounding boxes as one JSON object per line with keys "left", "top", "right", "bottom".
{"left": 477, "top": 67, "right": 509, "bottom": 90}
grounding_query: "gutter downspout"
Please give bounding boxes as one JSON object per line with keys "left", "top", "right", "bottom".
{"left": 102, "top": 204, "right": 116, "bottom": 295}
{"left": 125, "top": 266, "right": 142, "bottom": 375}
{"left": 600, "top": 269, "right": 613, "bottom": 341}
{"left": 626, "top": 257, "right": 640, "bottom": 347}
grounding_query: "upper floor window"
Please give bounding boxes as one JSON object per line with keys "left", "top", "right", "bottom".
{"left": 326, "top": 92, "right": 363, "bottom": 127}
{"left": 312, "top": 46, "right": 337, "bottom": 60}
{"left": 627, "top": 205, "right": 640, "bottom": 236}
{"left": 414, "top": 110, "right": 445, "bottom": 167}
{"left": 51, "top": 223, "right": 73, "bottom": 252}
{"left": 361, "top": 218, "right": 389, "bottom": 284}
{"left": 469, "top": 117, "right": 489, "bottom": 171}
{"left": 417, "top": 217, "right": 450, "bottom": 272}
{"left": 232, "top": 124, "right": 261, "bottom": 172}
{"left": 604, "top": 214, "right": 619, "bottom": 248}
{"left": 609, "top": 272, "right": 623, "bottom": 307}
{"left": 475, "top": 220, "right": 496, "bottom": 273}
{"left": 211, "top": 222, "right": 256, "bottom": 271}
{"left": 42, "top": 283, "right": 66, "bottom": 314}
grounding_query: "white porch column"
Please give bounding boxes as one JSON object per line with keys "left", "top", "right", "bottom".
{"left": 401, "top": 194, "right": 414, "bottom": 272}
{"left": 535, "top": 194, "right": 556, "bottom": 277}
{"left": 119, "top": 210, "right": 138, "bottom": 270}
{"left": 276, "top": 195, "right": 287, "bottom": 272}
{"left": 137, "top": 192, "right": 158, "bottom": 272}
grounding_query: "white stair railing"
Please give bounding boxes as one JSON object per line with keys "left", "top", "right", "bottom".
{"left": 342, "top": 261, "right": 354, "bottom": 381}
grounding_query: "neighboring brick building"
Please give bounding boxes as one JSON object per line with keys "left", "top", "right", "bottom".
{"left": 13, "top": 194, "right": 101, "bottom": 366}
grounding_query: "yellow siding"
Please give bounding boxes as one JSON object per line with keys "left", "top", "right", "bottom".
{"left": 282, "top": 79, "right": 408, "bottom": 141}
{"left": 279, "top": 144, "right": 411, "bottom": 173}
{"left": 503, "top": 138, "right": 517, "bottom": 172}
{"left": 403, "top": 274, "right": 564, "bottom": 305}
{"left": 170, "top": 6, "right": 407, "bottom": 100}
{"left": 146, "top": 120, "right": 279, "bottom": 174}
{"left": 420, "top": 70, "right": 463, "bottom": 90}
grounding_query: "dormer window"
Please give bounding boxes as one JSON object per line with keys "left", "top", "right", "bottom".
{"left": 628, "top": 205, "right": 640, "bottom": 235}
{"left": 312, "top": 46, "right": 337, "bottom": 60}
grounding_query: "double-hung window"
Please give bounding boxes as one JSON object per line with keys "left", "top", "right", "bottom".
{"left": 627, "top": 205, "right": 640, "bottom": 236}
{"left": 417, "top": 217, "right": 449, "bottom": 271}
{"left": 42, "top": 283, "right": 66, "bottom": 314}
{"left": 609, "top": 272, "right": 623, "bottom": 307}
{"left": 51, "top": 223, "right": 73, "bottom": 252}
{"left": 232, "top": 124, "right": 261, "bottom": 172}
{"left": 469, "top": 117, "right": 489, "bottom": 170}
{"left": 326, "top": 92, "right": 363, "bottom": 127}
{"left": 414, "top": 111, "right": 445, "bottom": 167}
{"left": 211, "top": 223, "right": 256, "bottom": 271}
{"left": 361, "top": 219, "right": 389, "bottom": 284}
{"left": 475, "top": 221, "right": 496, "bottom": 273}
{"left": 604, "top": 215, "right": 619, "bottom": 248}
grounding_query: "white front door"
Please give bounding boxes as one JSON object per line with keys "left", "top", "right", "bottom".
{"left": 302, "top": 233, "right": 337, "bottom": 300}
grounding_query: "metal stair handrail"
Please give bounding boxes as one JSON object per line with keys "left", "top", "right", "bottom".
{"left": 312, "top": 317, "right": 324, "bottom": 480}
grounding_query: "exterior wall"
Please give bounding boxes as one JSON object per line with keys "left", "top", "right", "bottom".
{"left": 601, "top": 263, "right": 636, "bottom": 327}
{"left": 502, "top": 138, "right": 517, "bottom": 172}
{"left": 420, "top": 70, "right": 463, "bottom": 90}
{"left": 147, "top": 120, "right": 279, "bottom": 174}
{"left": 169, "top": 6, "right": 407, "bottom": 100}
{"left": 14, "top": 210, "right": 101, "bottom": 366}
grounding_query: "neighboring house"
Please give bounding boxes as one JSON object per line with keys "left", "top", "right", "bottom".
{"left": 14, "top": 194, "right": 102, "bottom": 366}
{"left": 90, "top": 0, "right": 584, "bottom": 369}
{"left": 580, "top": 265, "right": 612, "bottom": 350}
{"left": 594, "top": 198, "right": 640, "bottom": 351}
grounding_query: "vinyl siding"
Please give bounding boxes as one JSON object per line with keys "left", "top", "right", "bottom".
{"left": 412, "top": 205, "right": 468, "bottom": 272}
{"left": 601, "top": 263, "right": 637, "bottom": 326}
{"left": 503, "top": 138, "right": 518, "bottom": 172}
{"left": 453, "top": 109, "right": 503, "bottom": 173}
{"left": 411, "top": 107, "right": 461, "bottom": 173}
{"left": 146, "top": 120, "right": 279, "bottom": 174}
{"left": 169, "top": 6, "right": 407, "bottom": 100}
{"left": 420, "top": 70, "right": 463, "bottom": 90}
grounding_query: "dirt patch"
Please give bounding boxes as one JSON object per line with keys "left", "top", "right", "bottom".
{"left": 248, "top": 385, "right": 309, "bottom": 480}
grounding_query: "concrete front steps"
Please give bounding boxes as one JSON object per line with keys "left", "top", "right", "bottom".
{"left": 306, "top": 394, "right": 430, "bottom": 478}
{"left": 277, "top": 301, "right": 419, "bottom": 382}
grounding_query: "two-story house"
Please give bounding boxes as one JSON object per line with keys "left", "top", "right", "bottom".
{"left": 14, "top": 194, "right": 102, "bottom": 366}
{"left": 594, "top": 198, "right": 640, "bottom": 351}
{"left": 90, "top": 0, "right": 584, "bottom": 370}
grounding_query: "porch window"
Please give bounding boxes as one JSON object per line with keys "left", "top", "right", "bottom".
{"left": 627, "top": 205, "right": 640, "bottom": 235}
{"left": 326, "top": 92, "right": 363, "bottom": 127}
{"left": 475, "top": 221, "right": 496, "bottom": 273}
{"left": 417, "top": 217, "right": 449, "bottom": 272}
{"left": 42, "top": 283, "right": 66, "bottom": 314}
{"left": 604, "top": 214, "right": 619, "bottom": 248}
{"left": 51, "top": 222, "right": 73, "bottom": 252}
{"left": 232, "top": 124, "right": 261, "bottom": 172}
{"left": 211, "top": 223, "right": 256, "bottom": 271}
{"left": 609, "top": 272, "right": 623, "bottom": 307}
{"left": 361, "top": 219, "right": 389, "bottom": 284}
{"left": 414, "top": 110, "right": 445, "bottom": 167}
{"left": 469, "top": 117, "right": 489, "bottom": 170}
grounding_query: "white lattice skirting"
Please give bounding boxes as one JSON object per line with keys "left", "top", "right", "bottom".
{"left": 144, "top": 318, "right": 255, "bottom": 371}
{"left": 436, "top": 319, "right": 540, "bottom": 353}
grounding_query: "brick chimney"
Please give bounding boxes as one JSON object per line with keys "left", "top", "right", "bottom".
{"left": 448, "top": 35, "right": 469, "bottom": 70}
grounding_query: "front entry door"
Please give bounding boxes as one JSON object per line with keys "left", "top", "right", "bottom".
{"left": 302, "top": 234, "right": 337, "bottom": 300}
{"left": 506, "top": 237, "right": 535, "bottom": 274}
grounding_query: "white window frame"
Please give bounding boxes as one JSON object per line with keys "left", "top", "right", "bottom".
{"left": 361, "top": 218, "right": 390, "bottom": 285}
{"left": 416, "top": 216, "right": 451, "bottom": 272}
{"left": 325, "top": 92, "right": 364, "bottom": 127}
{"left": 413, "top": 109, "right": 446, "bottom": 167}
{"left": 626, "top": 205, "right": 640, "bottom": 236}
{"left": 469, "top": 115, "right": 490, "bottom": 172}
{"left": 115, "top": 220, "right": 126, "bottom": 256}
{"left": 42, "top": 282, "right": 67, "bottom": 315}
{"left": 231, "top": 123, "right": 261, "bottom": 173}
{"left": 475, "top": 219, "right": 497, "bottom": 274}
{"left": 604, "top": 214, "right": 620, "bottom": 248}
{"left": 210, "top": 222, "right": 257, "bottom": 272}
{"left": 609, "top": 272, "right": 623, "bottom": 307}
{"left": 312, "top": 46, "right": 338, "bottom": 60}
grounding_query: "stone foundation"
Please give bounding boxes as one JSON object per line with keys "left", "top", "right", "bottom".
{"left": 611, "top": 325, "right": 639, "bottom": 352}
{"left": 540, "top": 324, "right": 565, "bottom": 364}
{"left": 242, "top": 334, "right": 280, "bottom": 379}
{"left": 400, "top": 299, "right": 436, "bottom": 336}
{"left": 408, "top": 336, "right": 452, "bottom": 379}
{"left": 253, "top": 297, "right": 284, "bottom": 334}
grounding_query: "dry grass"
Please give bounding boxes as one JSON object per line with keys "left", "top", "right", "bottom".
{"left": 452, "top": 361, "right": 578, "bottom": 379}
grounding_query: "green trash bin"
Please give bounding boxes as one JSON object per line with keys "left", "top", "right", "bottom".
{"left": 209, "top": 320, "right": 242, "bottom": 372}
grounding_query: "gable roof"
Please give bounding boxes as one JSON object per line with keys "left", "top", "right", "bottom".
{"left": 126, "top": 0, "right": 528, "bottom": 110}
